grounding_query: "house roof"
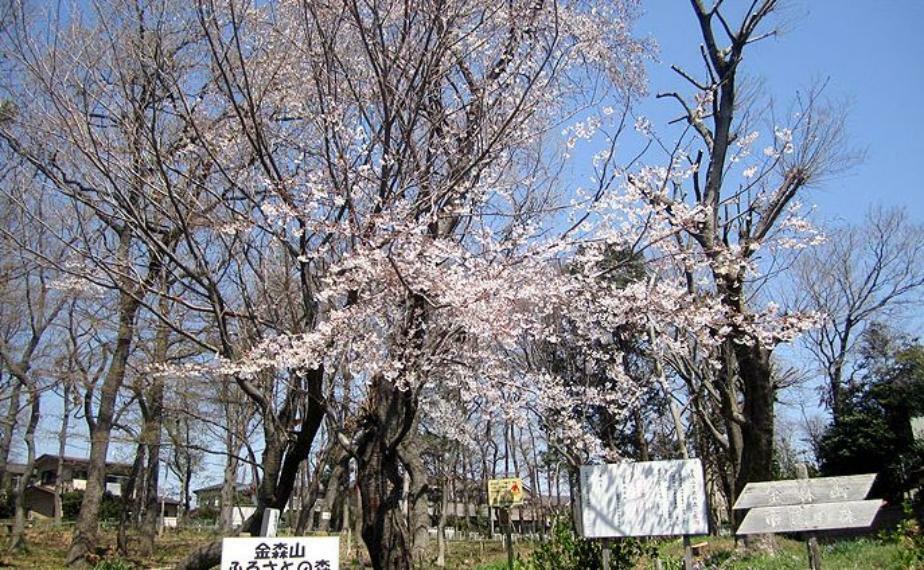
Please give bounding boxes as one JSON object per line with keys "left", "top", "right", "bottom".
{"left": 2, "top": 463, "right": 27, "bottom": 475}
{"left": 34, "top": 454, "right": 133, "bottom": 471}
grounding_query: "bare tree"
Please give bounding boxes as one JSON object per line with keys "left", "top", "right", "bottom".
{"left": 793, "top": 206, "right": 924, "bottom": 422}
{"left": 0, "top": 180, "right": 67, "bottom": 551}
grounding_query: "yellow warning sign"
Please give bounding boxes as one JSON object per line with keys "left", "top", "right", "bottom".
{"left": 487, "top": 477, "right": 525, "bottom": 507}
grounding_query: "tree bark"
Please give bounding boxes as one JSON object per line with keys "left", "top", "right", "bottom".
{"left": 140, "top": 309, "right": 169, "bottom": 555}
{"left": 733, "top": 342, "right": 775, "bottom": 496}
{"left": 0, "top": 376, "right": 22, "bottom": 491}
{"left": 219, "top": 447, "right": 240, "bottom": 533}
{"left": 401, "top": 438, "right": 430, "bottom": 566}
{"left": 117, "top": 443, "right": 145, "bottom": 556}
{"left": 355, "top": 375, "right": 416, "bottom": 570}
{"left": 175, "top": 368, "right": 325, "bottom": 570}
{"left": 8, "top": 382, "right": 39, "bottom": 552}
{"left": 67, "top": 275, "right": 143, "bottom": 567}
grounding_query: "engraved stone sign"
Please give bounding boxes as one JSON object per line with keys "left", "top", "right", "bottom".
{"left": 733, "top": 473, "right": 876, "bottom": 510}
{"left": 576, "top": 459, "right": 708, "bottom": 538}
{"left": 736, "top": 500, "right": 883, "bottom": 535}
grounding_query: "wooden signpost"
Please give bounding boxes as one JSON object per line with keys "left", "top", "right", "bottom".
{"left": 575, "top": 459, "right": 709, "bottom": 570}
{"left": 734, "top": 467, "right": 881, "bottom": 570}
{"left": 487, "top": 477, "right": 524, "bottom": 570}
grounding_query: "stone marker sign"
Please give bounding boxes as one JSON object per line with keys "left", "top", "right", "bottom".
{"left": 733, "top": 473, "right": 876, "bottom": 510}
{"left": 576, "top": 459, "right": 708, "bottom": 538}
{"left": 912, "top": 416, "right": 924, "bottom": 442}
{"left": 221, "top": 536, "right": 339, "bottom": 570}
{"left": 736, "top": 500, "right": 882, "bottom": 535}
{"left": 734, "top": 473, "right": 881, "bottom": 536}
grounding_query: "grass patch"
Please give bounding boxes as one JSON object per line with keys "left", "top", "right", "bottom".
{"left": 0, "top": 528, "right": 919, "bottom": 569}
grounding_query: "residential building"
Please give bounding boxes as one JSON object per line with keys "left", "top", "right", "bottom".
{"left": 0, "top": 454, "right": 178, "bottom": 523}
{"left": 193, "top": 482, "right": 257, "bottom": 528}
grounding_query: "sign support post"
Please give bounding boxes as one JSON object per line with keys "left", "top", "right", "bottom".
{"left": 601, "top": 539, "right": 611, "bottom": 570}
{"left": 796, "top": 464, "right": 822, "bottom": 570}
{"left": 504, "top": 507, "right": 514, "bottom": 570}
{"left": 682, "top": 535, "right": 694, "bottom": 570}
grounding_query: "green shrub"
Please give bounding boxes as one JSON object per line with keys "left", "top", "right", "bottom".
{"left": 62, "top": 490, "right": 122, "bottom": 522}
{"left": 523, "top": 514, "right": 655, "bottom": 569}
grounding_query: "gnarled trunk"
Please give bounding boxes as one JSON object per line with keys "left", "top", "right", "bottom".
{"left": 733, "top": 341, "right": 775, "bottom": 495}
{"left": 401, "top": 439, "right": 430, "bottom": 566}
{"left": 355, "top": 375, "right": 417, "bottom": 570}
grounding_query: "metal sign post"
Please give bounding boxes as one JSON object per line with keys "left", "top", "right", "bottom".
{"left": 487, "top": 478, "right": 523, "bottom": 570}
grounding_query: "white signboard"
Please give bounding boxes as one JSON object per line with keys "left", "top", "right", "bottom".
{"left": 221, "top": 536, "right": 339, "bottom": 570}
{"left": 577, "top": 459, "right": 709, "bottom": 538}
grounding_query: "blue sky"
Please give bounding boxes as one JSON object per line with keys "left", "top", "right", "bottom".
{"left": 636, "top": 0, "right": 924, "bottom": 225}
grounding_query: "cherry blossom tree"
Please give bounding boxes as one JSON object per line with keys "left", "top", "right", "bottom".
{"left": 634, "top": 0, "right": 857, "bottom": 511}
{"left": 0, "top": 0, "right": 853, "bottom": 567}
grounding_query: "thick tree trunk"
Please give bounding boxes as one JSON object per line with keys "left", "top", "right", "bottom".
{"left": 401, "top": 439, "right": 430, "bottom": 566}
{"left": 175, "top": 368, "right": 325, "bottom": 570}
{"left": 355, "top": 375, "right": 416, "bottom": 570}
{"left": 219, "top": 449, "right": 240, "bottom": 533}
{"left": 139, "top": 440, "right": 161, "bottom": 554}
{"left": 733, "top": 342, "right": 775, "bottom": 495}
{"left": 317, "top": 449, "right": 348, "bottom": 533}
{"left": 67, "top": 283, "right": 142, "bottom": 567}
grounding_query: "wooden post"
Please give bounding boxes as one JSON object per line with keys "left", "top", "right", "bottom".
{"left": 682, "top": 535, "right": 694, "bottom": 570}
{"left": 503, "top": 508, "right": 514, "bottom": 570}
{"left": 601, "top": 539, "right": 612, "bottom": 570}
{"left": 796, "top": 464, "right": 822, "bottom": 570}
{"left": 261, "top": 508, "right": 280, "bottom": 538}
{"left": 343, "top": 490, "right": 351, "bottom": 560}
